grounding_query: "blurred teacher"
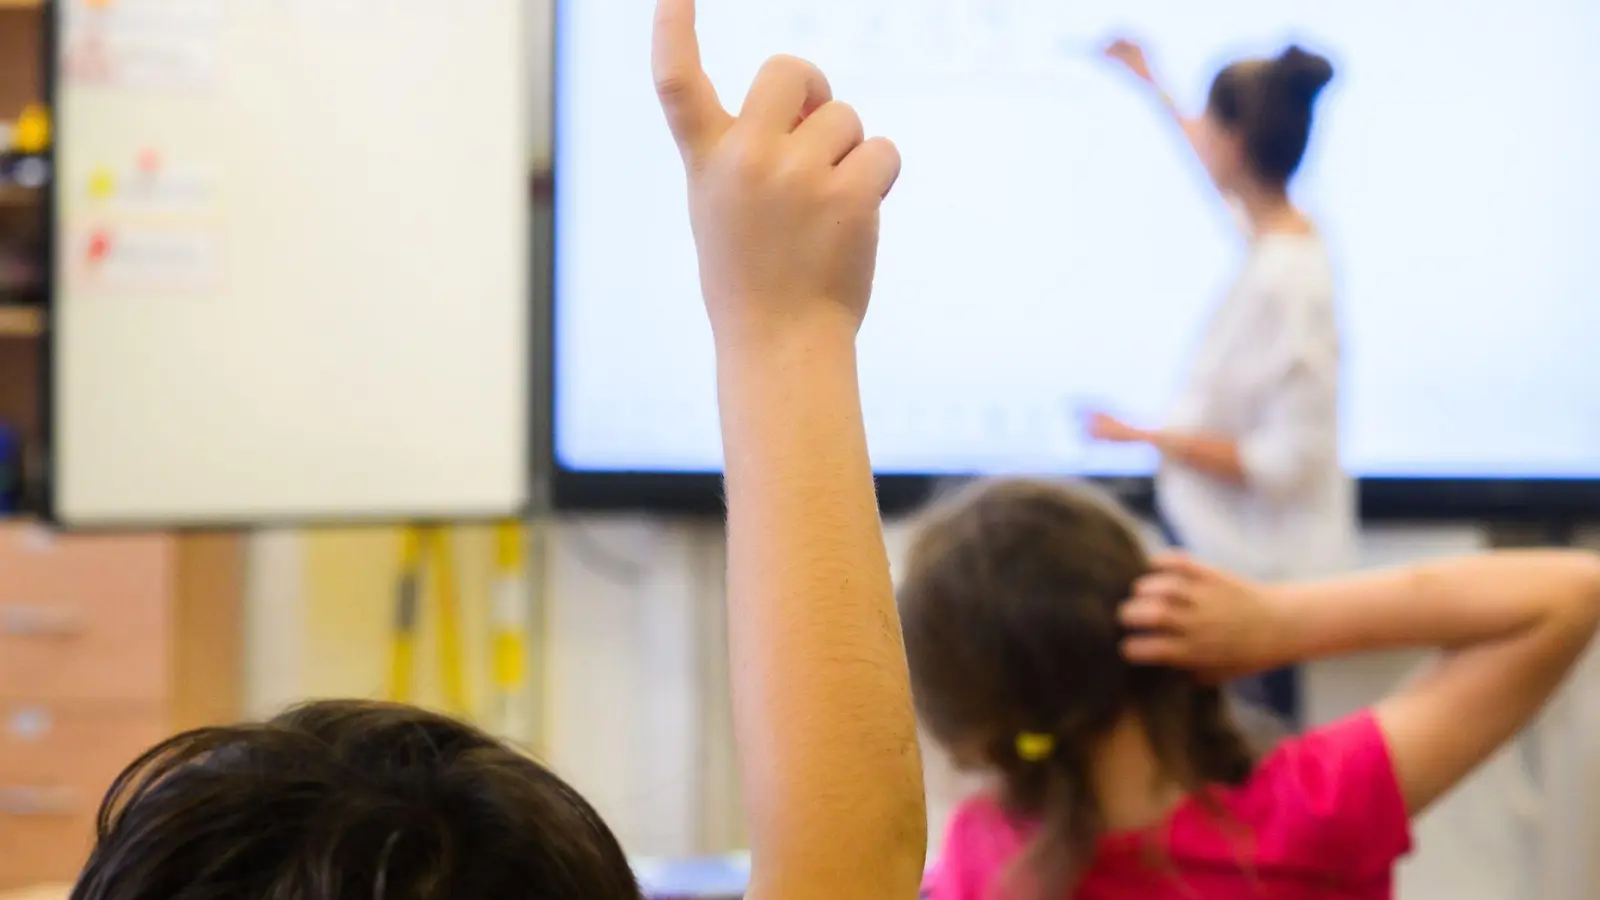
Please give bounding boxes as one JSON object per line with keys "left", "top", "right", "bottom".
{"left": 1085, "top": 40, "right": 1355, "bottom": 728}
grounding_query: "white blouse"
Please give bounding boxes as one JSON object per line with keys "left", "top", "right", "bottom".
{"left": 1157, "top": 233, "right": 1357, "bottom": 579}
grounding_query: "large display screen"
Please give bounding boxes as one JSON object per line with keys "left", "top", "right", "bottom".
{"left": 552, "top": 0, "right": 1600, "bottom": 513}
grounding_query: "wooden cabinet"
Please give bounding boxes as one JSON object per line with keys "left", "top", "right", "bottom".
{"left": 0, "top": 533, "right": 172, "bottom": 704}
{"left": 0, "top": 526, "right": 243, "bottom": 890}
{"left": 0, "top": 706, "right": 168, "bottom": 885}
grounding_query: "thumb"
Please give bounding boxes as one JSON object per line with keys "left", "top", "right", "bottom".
{"left": 652, "top": 0, "right": 733, "bottom": 163}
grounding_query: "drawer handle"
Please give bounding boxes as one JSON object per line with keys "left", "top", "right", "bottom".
{"left": 0, "top": 786, "right": 81, "bottom": 817}
{"left": 0, "top": 605, "right": 86, "bottom": 638}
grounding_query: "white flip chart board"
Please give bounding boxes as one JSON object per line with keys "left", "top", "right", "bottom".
{"left": 51, "top": 0, "right": 529, "bottom": 525}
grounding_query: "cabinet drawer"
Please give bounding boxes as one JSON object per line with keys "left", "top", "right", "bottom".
{"left": 0, "top": 527, "right": 172, "bottom": 703}
{"left": 0, "top": 886, "right": 72, "bottom": 900}
{"left": 0, "top": 806, "right": 97, "bottom": 891}
{"left": 0, "top": 706, "right": 168, "bottom": 889}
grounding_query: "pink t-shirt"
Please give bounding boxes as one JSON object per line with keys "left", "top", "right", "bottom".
{"left": 925, "top": 712, "right": 1412, "bottom": 900}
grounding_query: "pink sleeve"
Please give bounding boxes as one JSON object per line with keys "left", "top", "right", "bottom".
{"left": 923, "top": 800, "right": 1004, "bottom": 900}
{"left": 1273, "top": 711, "right": 1413, "bottom": 874}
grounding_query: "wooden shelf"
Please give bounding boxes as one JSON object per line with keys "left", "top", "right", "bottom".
{"left": 0, "top": 184, "right": 39, "bottom": 207}
{"left": 0, "top": 1, "right": 43, "bottom": 11}
{"left": 0, "top": 305, "right": 40, "bottom": 337}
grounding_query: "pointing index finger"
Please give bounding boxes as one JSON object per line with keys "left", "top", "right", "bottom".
{"left": 652, "top": 0, "right": 732, "bottom": 162}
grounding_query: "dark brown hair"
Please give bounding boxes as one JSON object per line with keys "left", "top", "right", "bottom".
{"left": 71, "top": 700, "right": 640, "bottom": 900}
{"left": 1207, "top": 44, "right": 1335, "bottom": 186}
{"left": 898, "top": 480, "right": 1256, "bottom": 895}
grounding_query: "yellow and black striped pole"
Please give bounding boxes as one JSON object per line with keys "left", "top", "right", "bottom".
{"left": 490, "top": 519, "right": 528, "bottom": 734}
{"left": 387, "top": 524, "right": 470, "bottom": 718}
{"left": 387, "top": 526, "right": 425, "bottom": 703}
{"left": 427, "top": 526, "right": 470, "bottom": 717}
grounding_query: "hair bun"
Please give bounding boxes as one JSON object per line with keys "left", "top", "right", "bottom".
{"left": 1274, "top": 44, "right": 1334, "bottom": 105}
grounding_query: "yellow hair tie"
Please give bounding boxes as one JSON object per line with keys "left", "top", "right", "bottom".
{"left": 1015, "top": 732, "right": 1056, "bottom": 763}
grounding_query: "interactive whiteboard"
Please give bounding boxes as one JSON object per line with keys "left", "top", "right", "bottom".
{"left": 551, "top": 0, "right": 1600, "bottom": 514}
{"left": 52, "top": 0, "right": 529, "bottom": 525}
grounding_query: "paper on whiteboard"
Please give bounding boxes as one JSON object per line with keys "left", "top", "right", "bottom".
{"left": 78, "top": 155, "right": 214, "bottom": 213}
{"left": 61, "top": 0, "right": 228, "bottom": 92}
{"left": 64, "top": 228, "right": 220, "bottom": 292}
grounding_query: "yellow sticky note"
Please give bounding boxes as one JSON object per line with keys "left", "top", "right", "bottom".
{"left": 14, "top": 104, "right": 50, "bottom": 154}
{"left": 88, "top": 167, "right": 116, "bottom": 200}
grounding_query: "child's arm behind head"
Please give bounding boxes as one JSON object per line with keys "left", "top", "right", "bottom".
{"left": 652, "top": 1, "right": 926, "bottom": 898}
{"left": 1123, "top": 550, "right": 1600, "bottom": 816}
{"left": 1299, "top": 552, "right": 1600, "bottom": 817}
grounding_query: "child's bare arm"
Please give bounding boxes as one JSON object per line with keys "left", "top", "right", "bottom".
{"left": 1270, "top": 553, "right": 1600, "bottom": 814}
{"left": 1123, "top": 551, "right": 1600, "bottom": 815}
{"left": 652, "top": 2, "right": 926, "bottom": 898}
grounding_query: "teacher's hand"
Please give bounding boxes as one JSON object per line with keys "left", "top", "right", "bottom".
{"left": 1103, "top": 38, "right": 1156, "bottom": 86}
{"left": 1085, "top": 411, "right": 1150, "bottom": 444}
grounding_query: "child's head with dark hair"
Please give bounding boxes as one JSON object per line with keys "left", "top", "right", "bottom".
{"left": 898, "top": 480, "right": 1256, "bottom": 894}
{"left": 71, "top": 700, "right": 640, "bottom": 900}
{"left": 1198, "top": 44, "right": 1335, "bottom": 192}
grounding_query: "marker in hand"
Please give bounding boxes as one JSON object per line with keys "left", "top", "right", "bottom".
{"left": 652, "top": 0, "right": 901, "bottom": 347}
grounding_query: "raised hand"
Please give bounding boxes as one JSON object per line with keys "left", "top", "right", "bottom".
{"left": 652, "top": 0, "right": 901, "bottom": 350}
{"left": 1118, "top": 554, "right": 1285, "bottom": 679}
{"left": 1103, "top": 38, "right": 1156, "bottom": 85}
{"left": 651, "top": 5, "right": 927, "bottom": 897}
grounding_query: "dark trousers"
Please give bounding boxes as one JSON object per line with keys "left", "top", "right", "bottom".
{"left": 1155, "top": 514, "right": 1301, "bottom": 729}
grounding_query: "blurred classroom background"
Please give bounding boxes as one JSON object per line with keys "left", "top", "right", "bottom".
{"left": 2, "top": 1, "right": 1598, "bottom": 899}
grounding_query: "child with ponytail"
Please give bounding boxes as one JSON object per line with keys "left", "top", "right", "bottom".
{"left": 903, "top": 479, "right": 1600, "bottom": 899}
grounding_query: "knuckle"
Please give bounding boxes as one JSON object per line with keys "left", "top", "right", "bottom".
{"left": 833, "top": 101, "right": 863, "bottom": 131}
{"left": 653, "top": 70, "right": 693, "bottom": 101}
{"left": 722, "top": 134, "right": 799, "bottom": 191}
{"left": 729, "top": 142, "right": 772, "bottom": 182}
{"left": 825, "top": 178, "right": 875, "bottom": 213}
{"left": 758, "top": 54, "right": 800, "bottom": 83}
{"left": 766, "top": 53, "right": 816, "bottom": 76}
{"left": 770, "top": 151, "right": 811, "bottom": 187}
{"left": 762, "top": 54, "right": 830, "bottom": 97}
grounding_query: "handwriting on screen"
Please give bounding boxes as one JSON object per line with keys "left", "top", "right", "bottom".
{"left": 701, "top": 0, "right": 1130, "bottom": 83}
{"left": 556, "top": 0, "right": 1600, "bottom": 480}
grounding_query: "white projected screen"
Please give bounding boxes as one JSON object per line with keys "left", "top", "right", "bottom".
{"left": 54, "top": 0, "right": 528, "bottom": 524}
{"left": 555, "top": 0, "right": 1600, "bottom": 480}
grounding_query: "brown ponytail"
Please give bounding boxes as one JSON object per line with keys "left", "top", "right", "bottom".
{"left": 994, "top": 726, "right": 1106, "bottom": 898}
